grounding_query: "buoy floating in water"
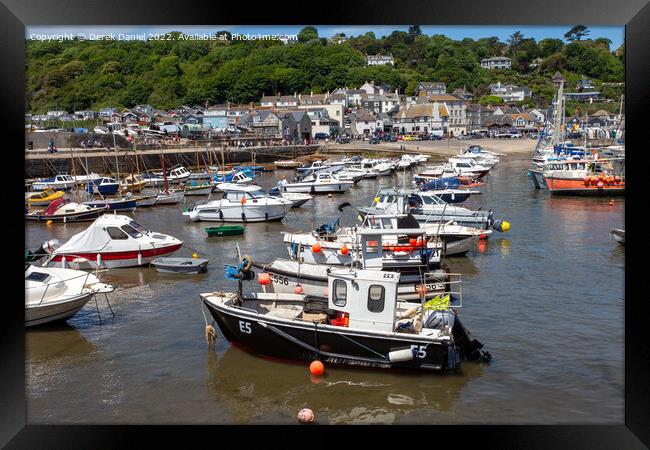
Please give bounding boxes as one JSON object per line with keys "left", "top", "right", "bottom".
{"left": 298, "top": 408, "right": 314, "bottom": 423}
{"left": 46, "top": 220, "right": 53, "bottom": 225}
{"left": 309, "top": 360, "right": 324, "bottom": 376}
{"left": 192, "top": 252, "right": 200, "bottom": 258}
{"left": 609, "top": 199, "right": 615, "bottom": 206}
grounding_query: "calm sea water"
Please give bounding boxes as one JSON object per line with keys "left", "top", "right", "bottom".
{"left": 25, "top": 153, "right": 624, "bottom": 424}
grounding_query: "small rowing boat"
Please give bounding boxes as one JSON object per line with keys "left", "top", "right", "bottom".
{"left": 205, "top": 225, "right": 245, "bottom": 237}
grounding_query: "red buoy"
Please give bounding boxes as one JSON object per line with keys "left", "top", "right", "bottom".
{"left": 339, "top": 245, "right": 349, "bottom": 255}
{"left": 409, "top": 238, "right": 417, "bottom": 246}
{"left": 294, "top": 284, "right": 304, "bottom": 294}
{"left": 258, "top": 272, "right": 271, "bottom": 285}
{"left": 311, "top": 243, "right": 322, "bottom": 253}
{"left": 309, "top": 360, "right": 324, "bottom": 376}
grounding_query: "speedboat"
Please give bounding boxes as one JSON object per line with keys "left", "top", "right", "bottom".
{"left": 43, "top": 214, "right": 183, "bottom": 269}
{"left": 32, "top": 174, "right": 77, "bottom": 191}
{"left": 25, "top": 188, "right": 65, "bottom": 207}
{"left": 267, "top": 187, "right": 313, "bottom": 208}
{"left": 183, "top": 183, "right": 291, "bottom": 222}
{"left": 279, "top": 172, "right": 353, "bottom": 194}
{"left": 201, "top": 264, "right": 489, "bottom": 372}
{"left": 25, "top": 198, "right": 109, "bottom": 223}
{"left": 25, "top": 265, "right": 114, "bottom": 327}
{"left": 85, "top": 177, "right": 120, "bottom": 196}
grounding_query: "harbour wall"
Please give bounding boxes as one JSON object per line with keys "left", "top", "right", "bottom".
{"left": 25, "top": 144, "right": 323, "bottom": 178}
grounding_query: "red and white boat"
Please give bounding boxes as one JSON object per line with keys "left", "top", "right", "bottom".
{"left": 543, "top": 158, "right": 625, "bottom": 196}
{"left": 44, "top": 214, "right": 183, "bottom": 269}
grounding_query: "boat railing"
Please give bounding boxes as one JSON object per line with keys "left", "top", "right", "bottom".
{"left": 26, "top": 271, "right": 93, "bottom": 305}
{"left": 419, "top": 272, "right": 463, "bottom": 309}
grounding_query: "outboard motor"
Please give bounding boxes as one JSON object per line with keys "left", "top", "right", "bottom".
{"left": 25, "top": 239, "right": 61, "bottom": 263}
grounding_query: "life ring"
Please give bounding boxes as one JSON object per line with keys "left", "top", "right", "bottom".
{"left": 241, "top": 255, "right": 253, "bottom": 271}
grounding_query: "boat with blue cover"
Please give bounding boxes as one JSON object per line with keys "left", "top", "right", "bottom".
{"left": 85, "top": 177, "right": 120, "bottom": 195}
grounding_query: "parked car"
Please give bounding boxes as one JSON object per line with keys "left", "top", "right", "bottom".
{"left": 420, "top": 134, "right": 430, "bottom": 141}
{"left": 337, "top": 136, "right": 351, "bottom": 144}
{"left": 456, "top": 134, "right": 473, "bottom": 140}
{"left": 429, "top": 134, "right": 442, "bottom": 140}
{"left": 314, "top": 132, "right": 329, "bottom": 140}
{"left": 369, "top": 136, "right": 380, "bottom": 144}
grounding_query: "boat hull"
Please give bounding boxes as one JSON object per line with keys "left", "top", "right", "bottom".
{"left": 25, "top": 292, "right": 94, "bottom": 327}
{"left": 203, "top": 299, "right": 457, "bottom": 372}
{"left": 25, "top": 207, "right": 108, "bottom": 223}
{"left": 49, "top": 243, "right": 183, "bottom": 269}
{"left": 545, "top": 177, "right": 625, "bottom": 196}
{"left": 611, "top": 229, "right": 625, "bottom": 245}
{"left": 281, "top": 183, "right": 352, "bottom": 194}
{"left": 205, "top": 226, "right": 245, "bottom": 236}
{"left": 193, "top": 204, "right": 287, "bottom": 222}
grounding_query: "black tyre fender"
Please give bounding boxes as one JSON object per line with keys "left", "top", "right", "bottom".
{"left": 241, "top": 255, "right": 253, "bottom": 271}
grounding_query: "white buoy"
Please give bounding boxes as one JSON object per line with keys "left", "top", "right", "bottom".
{"left": 137, "top": 252, "right": 143, "bottom": 266}
{"left": 96, "top": 253, "right": 102, "bottom": 268}
{"left": 388, "top": 348, "right": 415, "bottom": 363}
{"left": 61, "top": 256, "right": 67, "bottom": 268}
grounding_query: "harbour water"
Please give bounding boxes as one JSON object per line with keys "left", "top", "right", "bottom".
{"left": 25, "top": 153, "right": 625, "bottom": 424}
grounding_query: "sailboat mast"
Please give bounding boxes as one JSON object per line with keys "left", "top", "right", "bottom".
{"left": 161, "top": 149, "right": 168, "bottom": 192}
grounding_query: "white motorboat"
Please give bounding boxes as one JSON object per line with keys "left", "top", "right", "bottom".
{"left": 43, "top": 214, "right": 183, "bottom": 269}
{"left": 154, "top": 165, "right": 191, "bottom": 183}
{"left": 72, "top": 173, "right": 102, "bottom": 183}
{"left": 32, "top": 174, "right": 77, "bottom": 191}
{"left": 25, "top": 198, "right": 109, "bottom": 223}
{"left": 183, "top": 183, "right": 291, "bottom": 222}
{"left": 268, "top": 187, "right": 313, "bottom": 208}
{"left": 335, "top": 168, "right": 366, "bottom": 183}
{"left": 280, "top": 172, "right": 353, "bottom": 194}
{"left": 274, "top": 160, "right": 302, "bottom": 169}
{"left": 25, "top": 265, "right": 115, "bottom": 327}
{"left": 295, "top": 160, "right": 327, "bottom": 173}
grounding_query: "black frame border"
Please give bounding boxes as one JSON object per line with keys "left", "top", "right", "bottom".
{"left": 3, "top": 0, "right": 649, "bottom": 447}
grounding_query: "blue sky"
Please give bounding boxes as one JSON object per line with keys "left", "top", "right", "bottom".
{"left": 27, "top": 25, "right": 624, "bottom": 50}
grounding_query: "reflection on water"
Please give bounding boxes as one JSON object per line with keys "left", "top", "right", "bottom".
{"left": 206, "top": 345, "right": 485, "bottom": 424}
{"left": 25, "top": 154, "right": 624, "bottom": 424}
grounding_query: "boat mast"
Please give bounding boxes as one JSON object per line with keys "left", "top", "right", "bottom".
{"left": 161, "top": 148, "right": 168, "bottom": 193}
{"left": 112, "top": 127, "right": 120, "bottom": 183}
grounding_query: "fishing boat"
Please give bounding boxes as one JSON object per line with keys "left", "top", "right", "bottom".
{"left": 611, "top": 228, "right": 625, "bottom": 245}
{"left": 32, "top": 174, "right": 77, "bottom": 191}
{"left": 274, "top": 160, "right": 302, "bottom": 169}
{"left": 296, "top": 160, "right": 327, "bottom": 174}
{"left": 252, "top": 257, "right": 453, "bottom": 302}
{"left": 43, "top": 214, "right": 183, "bottom": 269}
{"left": 85, "top": 177, "right": 120, "bottom": 196}
{"left": 183, "top": 183, "right": 291, "bottom": 222}
{"left": 25, "top": 198, "right": 109, "bottom": 223}
{"left": 154, "top": 165, "right": 191, "bottom": 184}
{"left": 205, "top": 225, "right": 245, "bottom": 237}
{"left": 151, "top": 257, "right": 209, "bottom": 274}
{"left": 71, "top": 173, "right": 102, "bottom": 183}
{"left": 543, "top": 158, "right": 625, "bottom": 196}
{"left": 201, "top": 263, "right": 489, "bottom": 372}
{"left": 282, "top": 217, "right": 442, "bottom": 269}
{"left": 25, "top": 265, "right": 114, "bottom": 327}
{"left": 213, "top": 170, "right": 254, "bottom": 185}
{"left": 25, "top": 188, "right": 65, "bottom": 207}
{"left": 278, "top": 172, "right": 354, "bottom": 194}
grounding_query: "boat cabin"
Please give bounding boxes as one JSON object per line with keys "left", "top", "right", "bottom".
{"left": 327, "top": 269, "right": 400, "bottom": 332}
{"left": 221, "top": 187, "right": 268, "bottom": 203}
{"left": 169, "top": 166, "right": 190, "bottom": 179}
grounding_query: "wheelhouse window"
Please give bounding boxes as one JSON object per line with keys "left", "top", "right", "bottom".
{"left": 106, "top": 227, "right": 129, "bottom": 240}
{"left": 129, "top": 220, "right": 149, "bottom": 234}
{"left": 333, "top": 279, "right": 347, "bottom": 307}
{"left": 121, "top": 224, "right": 143, "bottom": 238}
{"left": 247, "top": 190, "right": 265, "bottom": 199}
{"left": 367, "top": 285, "right": 385, "bottom": 313}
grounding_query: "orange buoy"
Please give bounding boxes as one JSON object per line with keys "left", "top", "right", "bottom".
{"left": 294, "top": 284, "right": 304, "bottom": 294}
{"left": 416, "top": 284, "right": 428, "bottom": 297}
{"left": 479, "top": 233, "right": 488, "bottom": 240}
{"left": 597, "top": 181, "right": 604, "bottom": 188}
{"left": 339, "top": 245, "right": 349, "bottom": 255}
{"left": 311, "top": 243, "right": 322, "bottom": 253}
{"left": 583, "top": 176, "right": 590, "bottom": 184}
{"left": 309, "top": 360, "right": 325, "bottom": 376}
{"left": 590, "top": 176, "right": 598, "bottom": 182}
{"left": 298, "top": 408, "right": 314, "bottom": 423}
{"left": 409, "top": 238, "right": 417, "bottom": 246}
{"left": 258, "top": 272, "right": 271, "bottom": 285}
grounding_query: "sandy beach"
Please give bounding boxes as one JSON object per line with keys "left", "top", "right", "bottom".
{"left": 323, "top": 138, "right": 538, "bottom": 157}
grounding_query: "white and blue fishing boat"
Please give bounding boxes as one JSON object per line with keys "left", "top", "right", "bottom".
{"left": 31, "top": 174, "right": 77, "bottom": 191}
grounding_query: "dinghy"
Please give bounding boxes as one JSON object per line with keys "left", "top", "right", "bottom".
{"left": 151, "top": 257, "right": 209, "bottom": 274}
{"left": 205, "top": 225, "right": 245, "bottom": 237}
{"left": 25, "top": 198, "right": 109, "bottom": 223}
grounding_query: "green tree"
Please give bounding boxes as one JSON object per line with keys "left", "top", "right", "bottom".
{"left": 297, "top": 26, "right": 319, "bottom": 43}
{"left": 564, "top": 25, "right": 590, "bottom": 42}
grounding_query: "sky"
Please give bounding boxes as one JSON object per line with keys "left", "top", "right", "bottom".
{"left": 26, "top": 25, "right": 624, "bottom": 50}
